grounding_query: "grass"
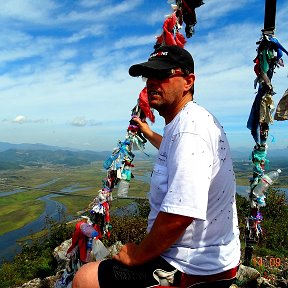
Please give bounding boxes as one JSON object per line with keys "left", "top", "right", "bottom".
{"left": 0, "top": 159, "right": 287, "bottom": 238}
{"left": 55, "top": 188, "right": 100, "bottom": 215}
{"left": 0, "top": 164, "right": 105, "bottom": 236}
{"left": 0, "top": 167, "right": 65, "bottom": 192}
{"left": 0, "top": 190, "right": 46, "bottom": 235}
{"left": 0, "top": 162, "right": 151, "bottom": 236}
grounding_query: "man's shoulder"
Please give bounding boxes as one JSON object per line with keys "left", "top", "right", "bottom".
{"left": 184, "top": 102, "right": 215, "bottom": 119}
{"left": 180, "top": 103, "right": 220, "bottom": 131}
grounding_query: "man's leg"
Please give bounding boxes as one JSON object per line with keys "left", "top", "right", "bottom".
{"left": 72, "top": 261, "right": 101, "bottom": 288}
{"left": 72, "top": 257, "right": 180, "bottom": 288}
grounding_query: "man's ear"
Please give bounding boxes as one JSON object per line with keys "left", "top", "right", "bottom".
{"left": 184, "top": 73, "right": 195, "bottom": 92}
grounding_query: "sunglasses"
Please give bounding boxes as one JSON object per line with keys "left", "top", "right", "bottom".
{"left": 142, "top": 69, "right": 187, "bottom": 81}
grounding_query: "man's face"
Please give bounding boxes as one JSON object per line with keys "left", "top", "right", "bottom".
{"left": 144, "top": 68, "right": 194, "bottom": 118}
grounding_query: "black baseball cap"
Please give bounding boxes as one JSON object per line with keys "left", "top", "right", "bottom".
{"left": 129, "top": 45, "right": 194, "bottom": 77}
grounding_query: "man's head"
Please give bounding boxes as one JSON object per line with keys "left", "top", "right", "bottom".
{"left": 129, "top": 45, "right": 195, "bottom": 123}
{"left": 129, "top": 45, "right": 194, "bottom": 78}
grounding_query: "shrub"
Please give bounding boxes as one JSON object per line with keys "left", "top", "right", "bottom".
{"left": 241, "top": 187, "right": 288, "bottom": 260}
{"left": 102, "top": 215, "right": 147, "bottom": 247}
{"left": 135, "top": 198, "right": 150, "bottom": 218}
{"left": 258, "top": 188, "right": 288, "bottom": 254}
{"left": 0, "top": 217, "right": 74, "bottom": 287}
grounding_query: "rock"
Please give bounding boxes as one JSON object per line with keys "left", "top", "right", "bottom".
{"left": 107, "top": 240, "right": 123, "bottom": 257}
{"left": 53, "top": 239, "right": 71, "bottom": 262}
{"left": 14, "top": 274, "right": 61, "bottom": 288}
{"left": 53, "top": 238, "right": 72, "bottom": 272}
{"left": 234, "top": 264, "right": 288, "bottom": 288}
{"left": 16, "top": 278, "right": 41, "bottom": 288}
{"left": 236, "top": 264, "right": 261, "bottom": 285}
{"left": 276, "top": 277, "right": 288, "bottom": 288}
{"left": 257, "top": 276, "right": 275, "bottom": 287}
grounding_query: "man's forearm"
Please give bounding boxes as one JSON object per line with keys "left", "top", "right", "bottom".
{"left": 133, "top": 212, "right": 193, "bottom": 265}
{"left": 144, "top": 131, "right": 162, "bottom": 149}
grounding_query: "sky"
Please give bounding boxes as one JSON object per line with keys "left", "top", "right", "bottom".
{"left": 0, "top": 0, "right": 287, "bottom": 154}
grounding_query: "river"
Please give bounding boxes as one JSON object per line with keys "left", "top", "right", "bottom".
{"left": 0, "top": 176, "right": 287, "bottom": 263}
{"left": 0, "top": 180, "right": 91, "bottom": 263}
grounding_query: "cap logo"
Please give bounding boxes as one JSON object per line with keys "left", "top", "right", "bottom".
{"left": 150, "top": 51, "right": 168, "bottom": 59}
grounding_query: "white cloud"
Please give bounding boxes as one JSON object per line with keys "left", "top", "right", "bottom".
{"left": 114, "top": 34, "right": 157, "bottom": 49}
{"left": 70, "top": 117, "right": 87, "bottom": 127}
{"left": 8, "top": 115, "right": 49, "bottom": 124}
{"left": 0, "top": 0, "right": 58, "bottom": 23}
{"left": 79, "top": 0, "right": 102, "bottom": 8}
{"left": 66, "top": 25, "right": 107, "bottom": 43}
{"left": 96, "top": 0, "right": 143, "bottom": 19}
{"left": 57, "top": 49, "right": 78, "bottom": 61}
{"left": 13, "top": 115, "right": 26, "bottom": 124}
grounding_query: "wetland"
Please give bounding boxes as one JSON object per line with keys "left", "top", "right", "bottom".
{"left": 0, "top": 157, "right": 287, "bottom": 262}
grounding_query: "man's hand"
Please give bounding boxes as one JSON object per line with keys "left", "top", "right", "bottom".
{"left": 112, "top": 243, "right": 139, "bottom": 266}
{"left": 132, "top": 116, "right": 151, "bottom": 136}
{"left": 132, "top": 116, "right": 162, "bottom": 149}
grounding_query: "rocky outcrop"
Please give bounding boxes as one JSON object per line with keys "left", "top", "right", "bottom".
{"left": 14, "top": 241, "right": 123, "bottom": 288}
{"left": 14, "top": 245, "right": 288, "bottom": 288}
{"left": 14, "top": 273, "right": 61, "bottom": 288}
{"left": 233, "top": 264, "right": 288, "bottom": 288}
{"left": 15, "top": 265, "right": 288, "bottom": 288}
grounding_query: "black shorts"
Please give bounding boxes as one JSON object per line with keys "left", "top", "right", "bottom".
{"left": 98, "top": 256, "right": 181, "bottom": 288}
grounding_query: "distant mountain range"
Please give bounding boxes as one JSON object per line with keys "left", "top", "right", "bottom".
{"left": 0, "top": 142, "right": 79, "bottom": 152}
{"left": 0, "top": 141, "right": 152, "bottom": 170}
{"left": 231, "top": 146, "right": 288, "bottom": 159}
{"left": 0, "top": 142, "right": 111, "bottom": 170}
{"left": 0, "top": 141, "right": 286, "bottom": 170}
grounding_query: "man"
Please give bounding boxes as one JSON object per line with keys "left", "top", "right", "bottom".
{"left": 72, "top": 45, "right": 240, "bottom": 288}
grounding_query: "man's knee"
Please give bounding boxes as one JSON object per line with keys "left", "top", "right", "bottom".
{"left": 72, "top": 261, "right": 100, "bottom": 288}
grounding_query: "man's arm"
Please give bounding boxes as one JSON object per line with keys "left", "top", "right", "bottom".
{"left": 113, "top": 211, "right": 193, "bottom": 266}
{"left": 132, "top": 117, "right": 162, "bottom": 149}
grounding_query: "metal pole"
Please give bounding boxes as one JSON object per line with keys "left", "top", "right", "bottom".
{"left": 244, "top": 0, "right": 277, "bottom": 267}
{"left": 263, "top": 0, "right": 277, "bottom": 34}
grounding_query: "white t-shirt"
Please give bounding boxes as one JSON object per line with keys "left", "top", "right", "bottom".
{"left": 147, "top": 101, "right": 240, "bottom": 275}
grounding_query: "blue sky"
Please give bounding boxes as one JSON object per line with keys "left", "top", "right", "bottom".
{"left": 0, "top": 0, "right": 287, "bottom": 153}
